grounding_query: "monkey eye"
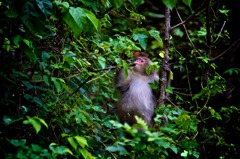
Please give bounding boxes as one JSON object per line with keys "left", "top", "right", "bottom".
{"left": 134, "top": 58, "right": 146, "bottom": 65}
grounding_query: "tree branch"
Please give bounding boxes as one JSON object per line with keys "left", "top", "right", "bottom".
{"left": 158, "top": 6, "right": 171, "bottom": 107}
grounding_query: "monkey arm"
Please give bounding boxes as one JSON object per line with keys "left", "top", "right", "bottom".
{"left": 114, "top": 68, "right": 132, "bottom": 88}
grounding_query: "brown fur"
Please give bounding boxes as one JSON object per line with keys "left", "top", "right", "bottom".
{"left": 115, "top": 57, "right": 159, "bottom": 126}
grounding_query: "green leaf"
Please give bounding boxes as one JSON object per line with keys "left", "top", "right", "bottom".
{"left": 83, "top": 8, "right": 101, "bottom": 32}
{"left": 36, "top": 0, "right": 53, "bottom": 17}
{"left": 169, "top": 145, "right": 178, "bottom": 154}
{"left": 133, "top": 32, "right": 148, "bottom": 50}
{"left": 162, "top": 0, "right": 178, "bottom": 10}
{"left": 3, "top": 115, "right": 12, "bottom": 125}
{"left": 23, "top": 116, "right": 48, "bottom": 133}
{"left": 63, "top": 7, "right": 100, "bottom": 36}
{"left": 172, "top": 28, "right": 184, "bottom": 37}
{"left": 33, "top": 96, "right": 43, "bottom": 106}
{"left": 109, "top": 0, "right": 124, "bottom": 8}
{"left": 49, "top": 143, "right": 73, "bottom": 155}
{"left": 149, "top": 29, "right": 162, "bottom": 41}
{"left": 181, "top": 150, "right": 188, "bottom": 157}
{"left": 74, "top": 136, "right": 88, "bottom": 148}
{"left": 23, "top": 39, "right": 33, "bottom": 48}
{"left": 135, "top": 116, "right": 148, "bottom": 130}
{"left": 79, "top": 148, "right": 95, "bottom": 159}
{"left": 23, "top": 116, "right": 41, "bottom": 133}
{"left": 223, "top": 68, "right": 240, "bottom": 76}
{"left": 122, "top": 61, "right": 129, "bottom": 79}
{"left": 197, "top": 56, "right": 209, "bottom": 63}
{"left": 98, "top": 56, "right": 106, "bottom": 68}
{"left": 43, "top": 75, "right": 50, "bottom": 86}
{"left": 2, "top": 38, "right": 10, "bottom": 51}
{"left": 68, "top": 137, "right": 78, "bottom": 150}
{"left": 54, "top": 0, "right": 69, "bottom": 12}
{"left": 41, "top": 51, "right": 51, "bottom": 62}
{"left": 182, "top": 0, "right": 192, "bottom": 8}
{"left": 129, "top": 0, "right": 144, "bottom": 9}
{"left": 34, "top": 116, "right": 48, "bottom": 128}
{"left": 106, "top": 145, "right": 127, "bottom": 155}
{"left": 63, "top": 7, "right": 87, "bottom": 36}
{"left": 159, "top": 50, "right": 165, "bottom": 58}
{"left": 193, "top": 150, "right": 200, "bottom": 158}
{"left": 51, "top": 77, "right": 62, "bottom": 92}
{"left": 13, "top": 35, "right": 22, "bottom": 47}
{"left": 21, "top": 1, "right": 51, "bottom": 38}
{"left": 8, "top": 139, "right": 26, "bottom": 147}
{"left": 23, "top": 39, "right": 37, "bottom": 64}
{"left": 149, "top": 80, "right": 159, "bottom": 89}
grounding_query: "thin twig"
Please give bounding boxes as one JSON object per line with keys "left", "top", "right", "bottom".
{"left": 175, "top": 7, "right": 195, "bottom": 48}
{"left": 87, "top": 69, "right": 111, "bottom": 84}
{"left": 94, "top": 66, "right": 117, "bottom": 71}
{"left": 213, "top": 21, "right": 226, "bottom": 44}
{"left": 68, "top": 76, "right": 93, "bottom": 97}
{"left": 210, "top": 38, "right": 240, "bottom": 61}
{"left": 171, "top": 0, "right": 208, "bottom": 31}
{"left": 166, "top": 97, "right": 179, "bottom": 108}
{"left": 93, "top": 63, "right": 135, "bottom": 72}
{"left": 185, "top": 63, "right": 193, "bottom": 97}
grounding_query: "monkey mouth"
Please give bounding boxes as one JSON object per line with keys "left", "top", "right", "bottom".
{"left": 129, "top": 63, "right": 136, "bottom": 66}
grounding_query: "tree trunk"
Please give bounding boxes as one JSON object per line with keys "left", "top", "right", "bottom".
{"left": 158, "top": 6, "right": 171, "bottom": 107}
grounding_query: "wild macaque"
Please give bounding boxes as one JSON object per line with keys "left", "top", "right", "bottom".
{"left": 115, "top": 56, "right": 159, "bottom": 127}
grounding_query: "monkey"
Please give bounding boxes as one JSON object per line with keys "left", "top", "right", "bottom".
{"left": 114, "top": 56, "right": 159, "bottom": 127}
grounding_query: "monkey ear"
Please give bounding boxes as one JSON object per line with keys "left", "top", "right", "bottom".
{"left": 132, "top": 51, "right": 149, "bottom": 58}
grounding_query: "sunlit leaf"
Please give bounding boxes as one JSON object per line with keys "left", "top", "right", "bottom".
{"left": 23, "top": 116, "right": 41, "bottom": 133}
{"left": 181, "top": 150, "right": 188, "bottom": 157}
{"left": 68, "top": 137, "right": 78, "bottom": 150}
{"left": 75, "top": 136, "right": 88, "bottom": 148}
{"left": 49, "top": 143, "right": 73, "bottom": 155}
{"left": 106, "top": 145, "right": 128, "bottom": 155}
{"left": 162, "top": 0, "right": 178, "bottom": 10}
{"left": 34, "top": 116, "right": 48, "bottom": 128}
{"left": 79, "top": 148, "right": 95, "bottom": 159}
{"left": 133, "top": 33, "right": 148, "bottom": 50}
{"left": 83, "top": 8, "right": 101, "bottom": 32}
{"left": 51, "top": 77, "right": 62, "bottom": 92}
{"left": 182, "top": 0, "right": 192, "bottom": 8}
{"left": 63, "top": 7, "right": 87, "bottom": 36}
{"left": 98, "top": 56, "right": 106, "bottom": 68}
{"left": 13, "top": 35, "right": 22, "bottom": 47}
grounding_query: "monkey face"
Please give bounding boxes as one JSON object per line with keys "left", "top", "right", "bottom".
{"left": 133, "top": 57, "right": 150, "bottom": 75}
{"left": 134, "top": 57, "right": 147, "bottom": 66}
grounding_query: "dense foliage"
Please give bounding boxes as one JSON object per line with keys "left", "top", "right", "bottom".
{"left": 0, "top": 0, "right": 239, "bottom": 158}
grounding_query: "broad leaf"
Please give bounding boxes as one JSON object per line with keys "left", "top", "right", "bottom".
{"left": 23, "top": 116, "right": 41, "bottom": 133}
{"left": 74, "top": 136, "right": 88, "bottom": 148}
{"left": 83, "top": 8, "right": 101, "bottom": 32}
{"left": 182, "top": 0, "right": 192, "bottom": 8}
{"left": 162, "top": 0, "right": 178, "bottom": 10}
{"left": 36, "top": 0, "right": 53, "bottom": 17}
{"left": 68, "top": 137, "right": 78, "bottom": 150}
{"left": 8, "top": 139, "right": 26, "bottom": 147}
{"left": 49, "top": 143, "right": 73, "bottom": 155}
{"left": 79, "top": 148, "right": 95, "bottom": 159}
{"left": 63, "top": 7, "right": 87, "bottom": 36}
{"left": 98, "top": 56, "right": 106, "bottom": 68}
{"left": 109, "top": 0, "right": 124, "bottom": 8}
{"left": 133, "top": 33, "right": 148, "bottom": 50}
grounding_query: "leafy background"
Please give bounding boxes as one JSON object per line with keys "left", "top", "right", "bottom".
{"left": 0, "top": 0, "right": 240, "bottom": 158}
